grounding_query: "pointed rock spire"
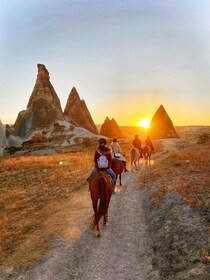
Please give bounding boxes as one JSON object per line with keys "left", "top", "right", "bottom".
{"left": 13, "top": 64, "right": 64, "bottom": 138}
{"left": 149, "top": 105, "right": 178, "bottom": 139}
{"left": 64, "top": 87, "right": 98, "bottom": 134}
{"left": 100, "top": 117, "right": 123, "bottom": 138}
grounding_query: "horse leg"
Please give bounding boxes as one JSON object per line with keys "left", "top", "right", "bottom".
{"left": 130, "top": 160, "right": 133, "bottom": 171}
{"left": 104, "top": 211, "right": 108, "bottom": 226}
{"left": 112, "top": 175, "right": 117, "bottom": 193}
{"left": 94, "top": 209, "right": 101, "bottom": 237}
{"left": 91, "top": 198, "right": 100, "bottom": 236}
{"left": 119, "top": 174, "right": 122, "bottom": 186}
{"left": 131, "top": 162, "right": 134, "bottom": 171}
{"left": 137, "top": 159, "right": 140, "bottom": 169}
{"left": 134, "top": 160, "right": 138, "bottom": 170}
{"left": 103, "top": 192, "right": 111, "bottom": 226}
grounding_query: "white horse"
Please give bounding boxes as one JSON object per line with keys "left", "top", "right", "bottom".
{"left": 130, "top": 147, "right": 141, "bottom": 170}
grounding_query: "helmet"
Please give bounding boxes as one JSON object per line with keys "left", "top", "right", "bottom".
{"left": 98, "top": 138, "right": 107, "bottom": 145}
{"left": 113, "top": 138, "right": 118, "bottom": 142}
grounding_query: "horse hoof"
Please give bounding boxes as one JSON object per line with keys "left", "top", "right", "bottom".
{"left": 103, "top": 222, "right": 108, "bottom": 226}
{"left": 95, "top": 231, "right": 101, "bottom": 237}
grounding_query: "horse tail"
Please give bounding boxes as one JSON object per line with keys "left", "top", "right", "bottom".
{"left": 97, "top": 177, "right": 108, "bottom": 222}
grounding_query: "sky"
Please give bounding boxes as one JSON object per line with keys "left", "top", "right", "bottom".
{"left": 1, "top": 0, "right": 210, "bottom": 126}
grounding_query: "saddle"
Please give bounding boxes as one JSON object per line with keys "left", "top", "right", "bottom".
{"left": 113, "top": 152, "right": 121, "bottom": 158}
{"left": 87, "top": 170, "right": 113, "bottom": 183}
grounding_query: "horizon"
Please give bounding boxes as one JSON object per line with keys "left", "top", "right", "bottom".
{"left": 1, "top": 1, "right": 210, "bottom": 126}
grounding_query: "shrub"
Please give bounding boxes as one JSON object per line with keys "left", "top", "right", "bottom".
{"left": 197, "top": 134, "right": 209, "bottom": 144}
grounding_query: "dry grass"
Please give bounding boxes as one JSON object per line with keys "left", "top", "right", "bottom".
{"left": 139, "top": 140, "right": 210, "bottom": 276}
{"left": 141, "top": 141, "right": 210, "bottom": 217}
{"left": 0, "top": 152, "right": 92, "bottom": 268}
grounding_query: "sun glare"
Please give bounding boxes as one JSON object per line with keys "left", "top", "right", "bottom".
{"left": 138, "top": 119, "right": 151, "bottom": 128}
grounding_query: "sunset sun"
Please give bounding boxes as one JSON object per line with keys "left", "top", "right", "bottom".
{"left": 138, "top": 119, "right": 151, "bottom": 128}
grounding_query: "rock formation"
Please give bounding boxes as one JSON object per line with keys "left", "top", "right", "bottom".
{"left": 100, "top": 117, "right": 123, "bottom": 138}
{"left": 0, "top": 120, "right": 6, "bottom": 147}
{"left": 149, "top": 105, "right": 179, "bottom": 139}
{"left": 64, "top": 87, "right": 98, "bottom": 134}
{"left": 13, "top": 64, "right": 64, "bottom": 138}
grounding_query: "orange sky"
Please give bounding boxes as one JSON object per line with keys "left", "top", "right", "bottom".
{"left": 1, "top": 1, "right": 210, "bottom": 126}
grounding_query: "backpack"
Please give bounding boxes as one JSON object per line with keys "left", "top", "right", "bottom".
{"left": 97, "top": 152, "right": 109, "bottom": 168}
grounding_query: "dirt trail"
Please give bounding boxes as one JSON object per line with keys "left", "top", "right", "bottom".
{"left": 28, "top": 171, "right": 153, "bottom": 280}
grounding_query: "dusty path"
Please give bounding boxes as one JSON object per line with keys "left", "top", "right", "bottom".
{"left": 29, "top": 169, "right": 153, "bottom": 280}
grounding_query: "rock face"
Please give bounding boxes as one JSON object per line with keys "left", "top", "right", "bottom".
{"left": 0, "top": 120, "right": 6, "bottom": 147}
{"left": 13, "top": 64, "right": 64, "bottom": 138}
{"left": 64, "top": 87, "right": 98, "bottom": 134}
{"left": 100, "top": 117, "right": 123, "bottom": 138}
{"left": 149, "top": 105, "right": 179, "bottom": 139}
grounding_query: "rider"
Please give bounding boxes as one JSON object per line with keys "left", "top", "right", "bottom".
{"left": 110, "top": 138, "right": 129, "bottom": 172}
{"left": 145, "top": 135, "right": 154, "bottom": 152}
{"left": 88, "top": 138, "right": 116, "bottom": 184}
{"left": 132, "top": 135, "right": 143, "bottom": 156}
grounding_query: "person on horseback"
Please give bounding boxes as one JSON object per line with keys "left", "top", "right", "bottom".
{"left": 110, "top": 138, "right": 129, "bottom": 172}
{"left": 132, "top": 135, "right": 143, "bottom": 157}
{"left": 145, "top": 135, "right": 154, "bottom": 152}
{"left": 88, "top": 138, "right": 116, "bottom": 184}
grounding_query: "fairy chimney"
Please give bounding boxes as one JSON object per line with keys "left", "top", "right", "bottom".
{"left": 149, "top": 105, "right": 178, "bottom": 139}
{"left": 64, "top": 87, "right": 98, "bottom": 134}
{"left": 13, "top": 64, "right": 64, "bottom": 138}
{"left": 100, "top": 117, "right": 123, "bottom": 138}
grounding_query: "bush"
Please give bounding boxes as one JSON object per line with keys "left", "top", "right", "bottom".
{"left": 197, "top": 134, "right": 209, "bottom": 144}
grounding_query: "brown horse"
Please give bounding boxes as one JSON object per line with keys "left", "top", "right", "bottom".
{"left": 88, "top": 171, "right": 113, "bottom": 237}
{"left": 143, "top": 145, "right": 152, "bottom": 164}
{"left": 111, "top": 158, "right": 124, "bottom": 186}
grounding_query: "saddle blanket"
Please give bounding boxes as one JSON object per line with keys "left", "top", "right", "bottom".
{"left": 111, "top": 152, "right": 126, "bottom": 161}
